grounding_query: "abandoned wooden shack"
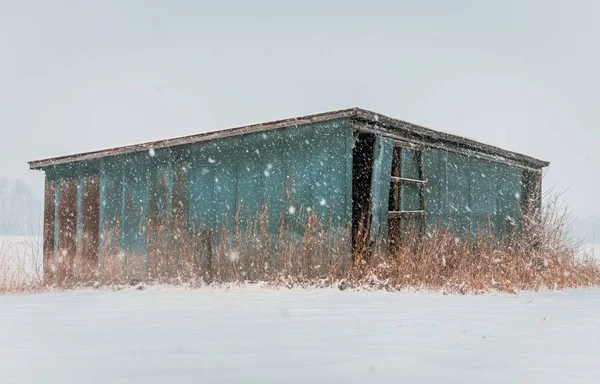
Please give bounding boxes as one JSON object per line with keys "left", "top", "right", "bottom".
{"left": 29, "top": 108, "right": 548, "bottom": 279}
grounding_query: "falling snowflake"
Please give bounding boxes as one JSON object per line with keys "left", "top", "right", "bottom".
{"left": 227, "top": 251, "right": 239, "bottom": 262}
{"left": 288, "top": 206, "right": 296, "bottom": 215}
{"left": 319, "top": 198, "right": 327, "bottom": 206}
{"left": 148, "top": 148, "right": 156, "bottom": 157}
{"left": 208, "top": 157, "right": 216, "bottom": 164}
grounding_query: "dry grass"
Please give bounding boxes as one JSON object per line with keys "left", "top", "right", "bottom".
{"left": 351, "top": 194, "right": 600, "bottom": 294}
{"left": 0, "top": 236, "right": 43, "bottom": 294}
{"left": 95, "top": 206, "right": 353, "bottom": 288}
{"left": 3, "top": 195, "right": 600, "bottom": 295}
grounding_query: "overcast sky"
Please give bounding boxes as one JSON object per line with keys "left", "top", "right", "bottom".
{"left": 1, "top": 0, "right": 598, "bottom": 217}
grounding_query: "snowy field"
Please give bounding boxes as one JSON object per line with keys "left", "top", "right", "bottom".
{"left": 1, "top": 286, "right": 600, "bottom": 384}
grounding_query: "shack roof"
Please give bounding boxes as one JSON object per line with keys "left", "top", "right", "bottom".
{"left": 29, "top": 107, "right": 549, "bottom": 170}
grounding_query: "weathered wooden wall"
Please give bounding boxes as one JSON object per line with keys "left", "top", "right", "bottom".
{"left": 423, "top": 148, "right": 526, "bottom": 236}
{"left": 42, "top": 118, "right": 354, "bottom": 278}
{"left": 78, "top": 175, "right": 100, "bottom": 275}
{"left": 42, "top": 180, "right": 55, "bottom": 279}
{"left": 368, "top": 136, "right": 531, "bottom": 239}
{"left": 40, "top": 114, "right": 543, "bottom": 279}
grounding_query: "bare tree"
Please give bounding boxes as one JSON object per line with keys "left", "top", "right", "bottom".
{"left": 0, "top": 177, "right": 42, "bottom": 236}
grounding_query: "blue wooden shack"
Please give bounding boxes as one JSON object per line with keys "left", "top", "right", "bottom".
{"left": 29, "top": 108, "right": 548, "bottom": 279}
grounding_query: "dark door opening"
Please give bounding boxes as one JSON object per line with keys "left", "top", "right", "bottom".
{"left": 352, "top": 132, "right": 375, "bottom": 250}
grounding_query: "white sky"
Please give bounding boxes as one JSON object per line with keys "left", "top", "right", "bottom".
{"left": 1, "top": 0, "right": 598, "bottom": 216}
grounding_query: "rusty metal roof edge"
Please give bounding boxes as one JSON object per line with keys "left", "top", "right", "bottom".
{"left": 29, "top": 107, "right": 549, "bottom": 170}
{"left": 28, "top": 108, "right": 359, "bottom": 170}
{"left": 353, "top": 108, "right": 550, "bottom": 169}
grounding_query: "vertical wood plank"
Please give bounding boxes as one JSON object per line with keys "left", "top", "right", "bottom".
{"left": 81, "top": 175, "right": 100, "bottom": 275}
{"left": 417, "top": 148, "right": 426, "bottom": 238}
{"left": 172, "top": 160, "right": 189, "bottom": 274}
{"left": 148, "top": 164, "right": 172, "bottom": 277}
{"left": 390, "top": 147, "right": 401, "bottom": 212}
{"left": 57, "top": 179, "right": 78, "bottom": 279}
{"left": 43, "top": 180, "right": 56, "bottom": 280}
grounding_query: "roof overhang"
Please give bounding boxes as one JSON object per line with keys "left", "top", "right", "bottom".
{"left": 29, "top": 107, "right": 549, "bottom": 170}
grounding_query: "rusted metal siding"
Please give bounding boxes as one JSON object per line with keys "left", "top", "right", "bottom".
{"left": 43, "top": 179, "right": 56, "bottom": 279}
{"left": 41, "top": 118, "right": 353, "bottom": 276}
{"left": 172, "top": 158, "right": 189, "bottom": 238}
{"left": 368, "top": 142, "right": 529, "bottom": 240}
{"left": 122, "top": 164, "right": 149, "bottom": 278}
{"left": 171, "top": 158, "right": 190, "bottom": 273}
{"left": 147, "top": 162, "right": 173, "bottom": 276}
{"left": 184, "top": 120, "right": 353, "bottom": 236}
{"left": 79, "top": 175, "right": 100, "bottom": 275}
{"left": 99, "top": 163, "right": 123, "bottom": 264}
{"left": 56, "top": 179, "right": 78, "bottom": 278}
{"left": 422, "top": 148, "right": 524, "bottom": 236}
{"left": 34, "top": 110, "right": 547, "bottom": 276}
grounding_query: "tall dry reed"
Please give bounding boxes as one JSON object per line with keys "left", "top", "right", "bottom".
{"left": 5, "top": 195, "right": 600, "bottom": 294}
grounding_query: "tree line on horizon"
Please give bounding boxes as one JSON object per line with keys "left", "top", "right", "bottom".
{"left": 0, "top": 176, "right": 42, "bottom": 236}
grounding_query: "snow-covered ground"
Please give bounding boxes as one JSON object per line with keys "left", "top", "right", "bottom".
{"left": 1, "top": 286, "right": 600, "bottom": 384}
